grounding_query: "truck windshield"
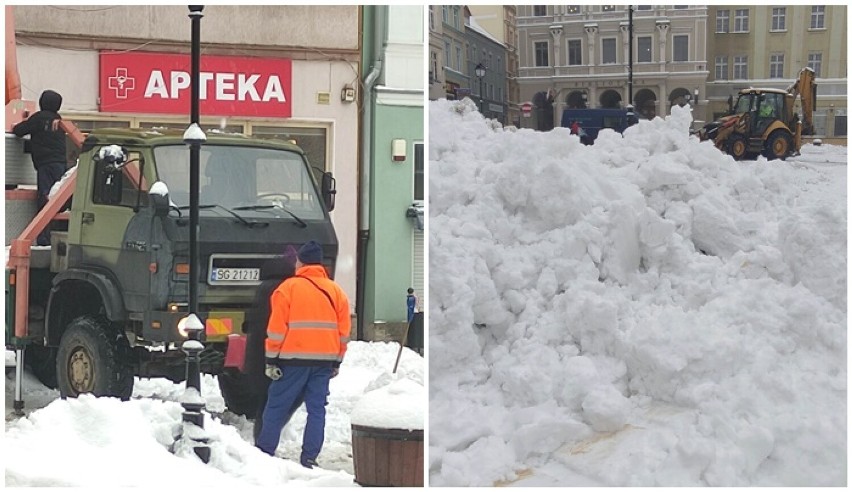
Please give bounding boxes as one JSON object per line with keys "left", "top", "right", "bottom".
{"left": 153, "top": 144, "right": 325, "bottom": 221}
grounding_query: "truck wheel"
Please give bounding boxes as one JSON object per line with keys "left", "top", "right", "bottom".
{"left": 764, "top": 131, "right": 792, "bottom": 160}
{"left": 726, "top": 134, "right": 748, "bottom": 160}
{"left": 56, "top": 316, "right": 134, "bottom": 400}
{"left": 218, "top": 368, "right": 261, "bottom": 417}
{"left": 25, "top": 345, "right": 58, "bottom": 389}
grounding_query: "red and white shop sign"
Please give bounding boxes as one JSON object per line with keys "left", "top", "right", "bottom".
{"left": 99, "top": 51, "right": 292, "bottom": 118}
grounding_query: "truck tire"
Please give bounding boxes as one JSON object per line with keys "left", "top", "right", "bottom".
{"left": 218, "top": 367, "right": 261, "bottom": 417}
{"left": 56, "top": 316, "right": 134, "bottom": 400}
{"left": 25, "top": 345, "right": 58, "bottom": 389}
{"left": 726, "top": 134, "right": 749, "bottom": 160}
{"left": 764, "top": 131, "right": 792, "bottom": 160}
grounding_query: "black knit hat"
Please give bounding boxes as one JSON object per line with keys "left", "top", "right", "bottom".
{"left": 297, "top": 241, "right": 323, "bottom": 265}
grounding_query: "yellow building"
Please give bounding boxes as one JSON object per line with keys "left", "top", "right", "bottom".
{"left": 707, "top": 5, "right": 847, "bottom": 139}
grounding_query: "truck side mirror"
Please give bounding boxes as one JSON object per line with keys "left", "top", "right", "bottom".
{"left": 321, "top": 172, "right": 336, "bottom": 212}
{"left": 148, "top": 182, "right": 171, "bottom": 217}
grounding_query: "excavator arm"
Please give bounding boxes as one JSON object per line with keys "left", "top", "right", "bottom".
{"left": 787, "top": 67, "right": 817, "bottom": 136}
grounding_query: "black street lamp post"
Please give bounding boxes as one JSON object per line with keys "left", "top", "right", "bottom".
{"left": 177, "top": 4, "right": 210, "bottom": 464}
{"left": 475, "top": 62, "right": 486, "bottom": 115}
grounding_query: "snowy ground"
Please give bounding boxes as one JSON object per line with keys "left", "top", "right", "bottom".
{"left": 428, "top": 99, "right": 846, "bottom": 486}
{"left": 5, "top": 341, "right": 424, "bottom": 487}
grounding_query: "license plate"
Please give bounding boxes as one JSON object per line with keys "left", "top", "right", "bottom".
{"left": 210, "top": 268, "right": 260, "bottom": 283}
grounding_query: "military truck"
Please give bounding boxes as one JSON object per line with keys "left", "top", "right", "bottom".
{"left": 6, "top": 128, "right": 338, "bottom": 415}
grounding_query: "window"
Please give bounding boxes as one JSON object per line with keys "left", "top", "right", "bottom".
{"left": 534, "top": 41, "right": 549, "bottom": 67}
{"left": 769, "top": 53, "right": 784, "bottom": 78}
{"left": 602, "top": 38, "right": 616, "bottom": 64}
{"left": 716, "top": 10, "right": 729, "bottom": 33}
{"left": 566, "top": 6, "right": 580, "bottom": 15}
{"left": 810, "top": 6, "right": 825, "bottom": 29}
{"left": 734, "top": 55, "right": 748, "bottom": 79}
{"left": 444, "top": 40, "right": 452, "bottom": 68}
{"left": 442, "top": 6, "right": 448, "bottom": 24}
{"left": 602, "top": 5, "right": 617, "bottom": 12}
{"left": 252, "top": 126, "right": 328, "bottom": 173}
{"left": 414, "top": 143, "right": 423, "bottom": 201}
{"left": 637, "top": 36, "right": 652, "bottom": 63}
{"left": 808, "top": 53, "right": 822, "bottom": 77}
{"left": 715, "top": 55, "right": 728, "bottom": 80}
{"left": 734, "top": 9, "right": 749, "bottom": 32}
{"left": 497, "top": 56, "right": 502, "bottom": 73}
{"left": 452, "top": 6, "right": 460, "bottom": 29}
{"left": 455, "top": 45, "right": 462, "bottom": 71}
{"left": 771, "top": 8, "right": 786, "bottom": 31}
{"left": 568, "top": 39, "right": 583, "bottom": 65}
{"left": 429, "top": 6, "right": 434, "bottom": 31}
{"left": 673, "top": 5, "right": 688, "bottom": 9}
{"left": 673, "top": 35, "right": 688, "bottom": 62}
{"left": 636, "top": 5, "right": 652, "bottom": 10}
{"left": 533, "top": 5, "right": 547, "bottom": 16}
{"left": 497, "top": 87, "right": 503, "bottom": 101}
{"left": 430, "top": 51, "right": 438, "bottom": 81}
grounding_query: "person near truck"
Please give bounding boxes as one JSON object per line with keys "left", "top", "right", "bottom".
{"left": 12, "top": 89, "right": 67, "bottom": 246}
{"left": 242, "top": 253, "right": 302, "bottom": 443}
{"left": 256, "top": 240, "right": 351, "bottom": 469}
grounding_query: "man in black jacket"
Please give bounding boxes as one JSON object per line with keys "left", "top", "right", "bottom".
{"left": 12, "top": 90, "right": 68, "bottom": 246}
{"left": 242, "top": 255, "right": 304, "bottom": 443}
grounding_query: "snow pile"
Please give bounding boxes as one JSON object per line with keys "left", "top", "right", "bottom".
{"left": 350, "top": 377, "right": 425, "bottom": 430}
{"left": 428, "top": 98, "right": 846, "bottom": 486}
{"left": 5, "top": 341, "right": 423, "bottom": 486}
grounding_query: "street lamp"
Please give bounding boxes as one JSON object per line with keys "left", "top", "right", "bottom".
{"left": 474, "top": 62, "right": 486, "bottom": 115}
{"left": 178, "top": 4, "right": 210, "bottom": 464}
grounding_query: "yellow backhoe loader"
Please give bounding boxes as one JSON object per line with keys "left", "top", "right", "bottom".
{"left": 697, "top": 67, "right": 816, "bottom": 160}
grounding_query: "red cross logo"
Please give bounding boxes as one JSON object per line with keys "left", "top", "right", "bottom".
{"left": 108, "top": 68, "right": 136, "bottom": 99}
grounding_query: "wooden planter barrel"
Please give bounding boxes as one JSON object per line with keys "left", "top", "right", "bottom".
{"left": 351, "top": 424, "right": 424, "bottom": 487}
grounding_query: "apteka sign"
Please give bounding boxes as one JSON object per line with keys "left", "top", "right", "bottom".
{"left": 99, "top": 51, "right": 292, "bottom": 117}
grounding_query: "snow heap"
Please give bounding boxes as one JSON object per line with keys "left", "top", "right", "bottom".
{"left": 350, "top": 377, "right": 425, "bottom": 430}
{"left": 428, "top": 98, "right": 846, "bottom": 486}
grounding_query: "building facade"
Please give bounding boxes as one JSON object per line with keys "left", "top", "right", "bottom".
{"left": 707, "top": 5, "right": 847, "bottom": 138}
{"left": 468, "top": 5, "right": 520, "bottom": 126}
{"left": 360, "top": 6, "right": 425, "bottom": 341}
{"left": 516, "top": 5, "right": 710, "bottom": 129}
{"left": 466, "top": 16, "right": 508, "bottom": 124}
{"left": 428, "top": 5, "right": 447, "bottom": 100}
{"left": 439, "top": 5, "right": 470, "bottom": 100}
{"left": 13, "top": 5, "right": 362, "bottom": 311}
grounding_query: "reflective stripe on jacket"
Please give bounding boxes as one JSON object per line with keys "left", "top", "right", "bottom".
{"left": 265, "top": 264, "right": 351, "bottom": 365}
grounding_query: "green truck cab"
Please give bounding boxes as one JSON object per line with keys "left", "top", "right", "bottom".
{"left": 7, "top": 128, "right": 338, "bottom": 413}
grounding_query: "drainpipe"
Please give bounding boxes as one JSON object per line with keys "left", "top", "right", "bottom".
{"left": 356, "top": 6, "right": 385, "bottom": 341}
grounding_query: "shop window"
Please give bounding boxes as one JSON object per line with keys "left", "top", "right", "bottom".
{"left": 252, "top": 126, "right": 328, "bottom": 176}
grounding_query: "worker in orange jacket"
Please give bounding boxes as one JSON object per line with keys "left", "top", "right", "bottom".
{"left": 256, "top": 240, "right": 351, "bottom": 469}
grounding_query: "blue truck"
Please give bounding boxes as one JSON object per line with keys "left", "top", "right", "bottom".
{"left": 561, "top": 108, "right": 630, "bottom": 144}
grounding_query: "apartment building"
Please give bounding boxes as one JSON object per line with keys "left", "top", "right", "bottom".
{"left": 468, "top": 5, "right": 520, "bottom": 125}
{"left": 466, "top": 16, "right": 509, "bottom": 123}
{"left": 428, "top": 5, "right": 447, "bottom": 100}
{"left": 708, "top": 5, "right": 847, "bottom": 137}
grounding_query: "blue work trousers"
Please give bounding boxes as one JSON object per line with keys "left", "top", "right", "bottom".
{"left": 256, "top": 365, "right": 332, "bottom": 460}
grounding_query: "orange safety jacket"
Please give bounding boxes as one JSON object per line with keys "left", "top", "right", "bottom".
{"left": 265, "top": 264, "right": 351, "bottom": 366}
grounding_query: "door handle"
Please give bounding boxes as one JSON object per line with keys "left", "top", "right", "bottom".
{"left": 82, "top": 212, "right": 95, "bottom": 224}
